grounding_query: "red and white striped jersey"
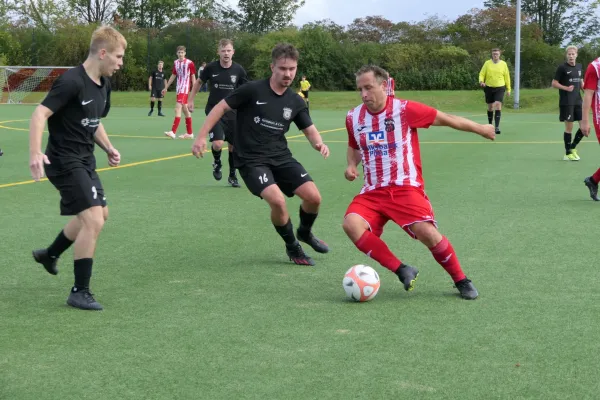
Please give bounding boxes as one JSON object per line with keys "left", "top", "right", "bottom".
{"left": 386, "top": 77, "right": 395, "bottom": 97}
{"left": 346, "top": 98, "right": 437, "bottom": 194}
{"left": 584, "top": 58, "right": 600, "bottom": 141}
{"left": 172, "top": 58, "right": 196, "bottom": 94}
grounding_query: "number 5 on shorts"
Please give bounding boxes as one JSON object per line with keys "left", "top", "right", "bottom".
{"left": 258, "top": 173, "right": 268, "bottom": 184}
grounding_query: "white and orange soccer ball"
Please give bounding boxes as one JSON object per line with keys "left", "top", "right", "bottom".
{"left": 343, "top": 265, "right": 381, "bottom": 302}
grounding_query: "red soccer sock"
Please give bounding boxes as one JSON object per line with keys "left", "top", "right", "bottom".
{"left": 172, "top": 117, "right": 181, "bottom": 134}
{"left": 429, "top": 236, "right": 466, "bottom": 283}
{"left": 354, "top": 230, "right": 401, "bottom": 272}
{"left": 185, "top": 117, "right": 193, "bottom": 135}
{"left": 592, "top": 168, "right": 600, "bottom": 184}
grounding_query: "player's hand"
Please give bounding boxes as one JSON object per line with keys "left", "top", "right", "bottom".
{"left": 581, "top": 120, "right": 591, "bottom": 137}
{"left": 149, "top": 86, "right": 152, "bottom": 91}
{"left": 315, "top": 143, "right": 329, "bottom": 158}
{"left": 188, "top": 100, "right": 194, "bottom": 113}
{"left": 192, "top": 137, "right": 206, "bottom": 158}
{"left": 161, "top": 89, "right": 167, "bottom": 95}
{"left": 479, "top": 124, "right": 496, "bottom": 141}
{"left": 29, "top": 152, "right": 50, "bottom": 181}
{"left": 567, "top": 85, "right": 575, "bottom": 92}
{"left": 344, "top": 166, "right": 359, "bottom": 181}
{"left": 107, "top": 147, "right": 121, "bottom": 167}
{"left": 480, "top": 82, "right": 486, "bottom": 88}
{"left": 506, "top": 91, "right": 511, "bottom": 97}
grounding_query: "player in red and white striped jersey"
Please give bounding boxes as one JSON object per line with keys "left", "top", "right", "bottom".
{"left": 386, "top": 76, "right": 395, "bottom": 97}
{"left": 343, "top": 65, "right": 495, "bottom": 300}
{"left": 162, "top": 45, "right": 196, "bottom": 139}
{"left": 581, "top": 57, "right": 600, "bottom": 200}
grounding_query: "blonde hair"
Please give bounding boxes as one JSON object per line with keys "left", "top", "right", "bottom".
{"left": 566, "top": 45, "right": 578, "bottom": 53}
{"left": 89, "top": 26, "right": 127, "bottom": 55}
{"left": 218, "top": 39, "right": 233, "bottom": 48}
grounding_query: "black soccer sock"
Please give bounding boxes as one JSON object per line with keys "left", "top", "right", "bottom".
{"left": 274, "top": 219, "right": 297, "bottom": 246}
{"left": 47, "top": 230, "right": 74, "bottom": 259}
{"left": 572, "top": 129, "right": 584, "bottom": 149}
{"left": 487, "top": 111, "right": 493, "bottom": 124}
{"left": 228, "top": 151, "right": 235, "bottom": 176}
{"left": 212, "top": 148, "right": 222, "bottom": 164}
{"left": 564, "top": 132, "right": 573, "bottom": 155}
{"left": 150, "top": 101, "right": 155, "bottom": 111}
{"left": 494, "top": 110, "right": 501, "bottom": 128}
{"left": 298, "top": 205, "right": 318, "bottom": 236}
{"left": 157, "top": 101, "right": 162, "bottom": 112}
{"left": 73, "top": 258, "right": 93, "bottom": 291}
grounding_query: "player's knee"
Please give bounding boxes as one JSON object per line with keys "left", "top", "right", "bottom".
{"left": 268, "top": 196, "right": 287, "bottom": 213}
{"left": 412, "top": 222, "right": 441, "bottom": 247}
{"left": 79, "top": 208, "right": 105, "bottom": 234}
{"left": 102, "top": 207, "right": 109, "bottom": 222}
{"left": 342, "top": 215, "right": 367, "bottom": 242}
{"left": 212, "top": 140, "right": 224, "bottom": 150}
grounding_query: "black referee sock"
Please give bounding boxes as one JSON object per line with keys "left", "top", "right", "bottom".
{"left": 487, "top": 111, "right": 493, "bottom": 124}
{"left": 564, "top": 132, "right": 573, "bottom": 155}
{"left": 228, "top": 152, "right": 235, "bottom": 176}
{"left": 157, "top": 101, "right": 162, "bottom": 112}
{"left": 298, "top": 206, "right": 318, "bottom": 236}
{"left": 73, "top": 258, "right": 93, "bottom": 291}
{"left": 212, "top": 148, "right": 222, "bottom": 164}
{"left": 274, "top": 219, "right": 297, "bottom": 246}
{"left": 47, "top": 230, "right": 74, "bottom": 259}
{"left": 150, "top": 101, "right": 155, "bottom": 111}
{"left": 572, "top": 129, "right": 584, "bottom": 149}
{"left": 494, "top": 110, "right": 502, "bottom": 128}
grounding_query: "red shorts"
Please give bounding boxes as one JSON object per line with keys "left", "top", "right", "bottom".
{"left": 176, "top": 93, "right": 189, "bottom": 104}
{"left": 344, "top": 186, "right": 436, "bottom": 239}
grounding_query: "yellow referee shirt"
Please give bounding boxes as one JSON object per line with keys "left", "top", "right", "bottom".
{"left": 479, "top": 60, "right": 511, "bottom": 91}
{"left": 300, "top": 80, "right": 311, "bottom": 91}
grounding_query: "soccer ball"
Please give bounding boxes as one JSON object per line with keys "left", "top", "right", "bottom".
{"left": 343, "top": 265, "right": 381, "bottom": 302}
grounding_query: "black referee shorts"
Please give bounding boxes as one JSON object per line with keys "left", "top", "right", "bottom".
{"left": 46, "top": 167, "right": 107, "bottom": 215}
{"left": 239, "top": 158, "right": 313, "bottom": 198}
{"left": 484, "top": 86, "right": 506, "bottom": 104}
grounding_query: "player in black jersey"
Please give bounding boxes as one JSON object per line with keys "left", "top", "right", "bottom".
{"left": 28, "top": 26, "right": 127, "bottom": 311}
{"left": 188, "top": 39, "right": 249, "bottom": 187}
{"left": 552, "top": 45, "right": 584, "bottom": 161}
{"left": 192, "top": 43, "right": 330, "bottom": 266}
{"left": 148, "top": 60, "right": 166, "bottom": 117}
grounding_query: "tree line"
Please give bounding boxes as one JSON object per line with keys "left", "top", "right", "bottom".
{"left": 2, "top": 0, "right": 600, "bottom": 91}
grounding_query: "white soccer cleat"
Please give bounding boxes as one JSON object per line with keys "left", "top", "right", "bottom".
{"left": 178, "top": 133, "right": 194, "bottom": 139}
{"left": 164, "top": 131, "right": 176, "bottom": 139}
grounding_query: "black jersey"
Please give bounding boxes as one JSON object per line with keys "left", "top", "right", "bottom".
{"left": 224, "top": 79, "right": 313, "bottom": 166}
{"left": 150, "top": 69, "right": 165, "bottom": 90}
{"left": 200, "top": 61, "right": 249, "bottom": 109}
{"left": 554, "top": 62, "right": 582, "bottom": 106}
{"left": 41, "top": 65, "right": 111, "bottom": 171}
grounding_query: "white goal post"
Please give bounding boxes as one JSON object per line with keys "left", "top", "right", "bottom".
{"left": 0, "top": 66, "right": 74, "bottom": 104}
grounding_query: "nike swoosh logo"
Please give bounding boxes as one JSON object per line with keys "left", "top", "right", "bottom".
{"left": 82, "top": 100, "right": 93, "bottom": 105}
{"left": 301, "top": 173, "right": 308, "bottom": 177}
{"left": 212, "top": 74, "right": 219, "bottom": 77}
{"left": 256, "top": 101, "right": 267, "bottom": 105}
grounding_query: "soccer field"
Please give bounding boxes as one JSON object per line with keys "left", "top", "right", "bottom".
{"left": 1, "top": 101, "right": 599, "bottom": 399}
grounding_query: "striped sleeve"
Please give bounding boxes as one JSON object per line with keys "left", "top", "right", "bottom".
{"left": 346, "top": 110, "right": 359, "bottom": 149}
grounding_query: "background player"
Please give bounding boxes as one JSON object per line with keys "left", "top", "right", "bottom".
{"left": 188, "top": 39, "right": 248, "bottom": 187}
{"left": 479, "top": 48, "right": 511, "bottom": 134}
{"left": 581, "top": 56, "right": 600, "bottom": 201}
{"left": 343, "top": 65, "right": 496, "bottom": 300}
{"left": 300, "top": 75, "right": 311, "bottom": 109}
{"left": 192, "top": 43, "right": 330, "bottom": 266}
{"left": 163, "top": 46, "right": 196, "bottom": 139}
{"left": 29, "top": 26, "right": 126, "bottom": 310}
{"left": 552, "top": 45, "right": 584, "bottom": 160}
{"left": 148, "top": 60, "right": 166, "bottom": 117}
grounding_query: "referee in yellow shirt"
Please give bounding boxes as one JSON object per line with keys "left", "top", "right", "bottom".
{"left": 479, "top": 48, "right": 511, "bottom": 134}
{"left": 300, "top": 75, "right": 311, "bottom": 109}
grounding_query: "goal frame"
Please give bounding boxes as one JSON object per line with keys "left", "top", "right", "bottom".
{"left": 0, "top": 66, "right": 74, "bottom": 104}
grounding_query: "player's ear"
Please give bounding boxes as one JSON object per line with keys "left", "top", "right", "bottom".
{"left": 99, "top": 48, "right": 106, "bottom": 60}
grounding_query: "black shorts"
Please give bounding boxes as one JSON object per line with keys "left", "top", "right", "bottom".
{"left": 484, "top": 86, "right": 506, "bottom": 104}
{"left": 207, "top": 109, "right": 236, "bottom": 142}
{"left": 239, "top": 158, "right": 313, "bottom": 198}
{"left": 151, "top": 88, "right": 164, "bottom": 99}
{"left": 559, "top": 105, "right": 582, "bottom": 122}
{"left": 46, "top": 168, "right": 107, "bottom": 216}
{"left": 301, "top": 90, "right": 309, "bottom": 99}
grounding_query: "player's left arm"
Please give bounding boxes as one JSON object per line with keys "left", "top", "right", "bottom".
{"left": 433, "top": 111, "right": 495, "bottom": 140}
{"left": 504, "top": 62, "right": 511, "bottom": 95}
{"left": 94, "top": 123, "right": 121, "bottom": 167}
{"left": 301, "top": 124, "right": 329, "bottom": 158}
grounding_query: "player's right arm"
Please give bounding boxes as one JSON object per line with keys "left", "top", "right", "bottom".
{"left": 163, "top": 72, "right": 176, "bottom": 94}
{"left": 29, "top": 105, "right": 53, "bottom": 181}
{"left": 345, "top": 111, "right": 362, "bottom": 181}
{"left": 148, "top": 74, "right": 152, "bottom": 91}
{"left": 478, "top": 61, "right": 488, "bottom": 87}
{"left": 552, "top": 65, "right": 573, "bottom": 92}
{"left": 188, "top": 78, "right": 204, "bottom": 112}
{"left": 192, "top": 99, "right": 232, "bottom": 158}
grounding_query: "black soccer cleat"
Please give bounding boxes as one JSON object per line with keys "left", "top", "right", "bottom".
{"left": 495, "top": 127, "right": 501, "bottom": 135}
{"left": 158, "top": 112, "right": 165, "bottom": 117}
{"left": 454, "top": 278, "right": 479, "bottom": 300}
{"left": 148, "top": 110, "right": 153, "bottom": 116}
{"left": 584, "top": 176, "right": 599, "bottom": 201}
{"left": 67, "top": 288, "right": 103, "bottom": 310}
{"left": 395, "top": 264, "right": 419, "bottom": 291}
{"left": 32, "top": 248, "right": 58, "bottom": 275}
{"left": 297, "top": 229, "right": 329, "bottom": 253}
{"left": 228, "top": 175, "right": 241, "bottom": 188}
{"left": 212, "top": 162, "right": 222, "bottom": 181}
{"left": 285, "top": 242, "right": 315, "bottom": 266}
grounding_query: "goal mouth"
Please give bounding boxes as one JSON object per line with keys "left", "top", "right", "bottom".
{"left": 0, "top": 66, "right": 74, "bottom": 104}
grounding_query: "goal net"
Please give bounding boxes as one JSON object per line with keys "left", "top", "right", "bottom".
{"left": 0, "top": 66, "right": 74, "bottom": 104}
